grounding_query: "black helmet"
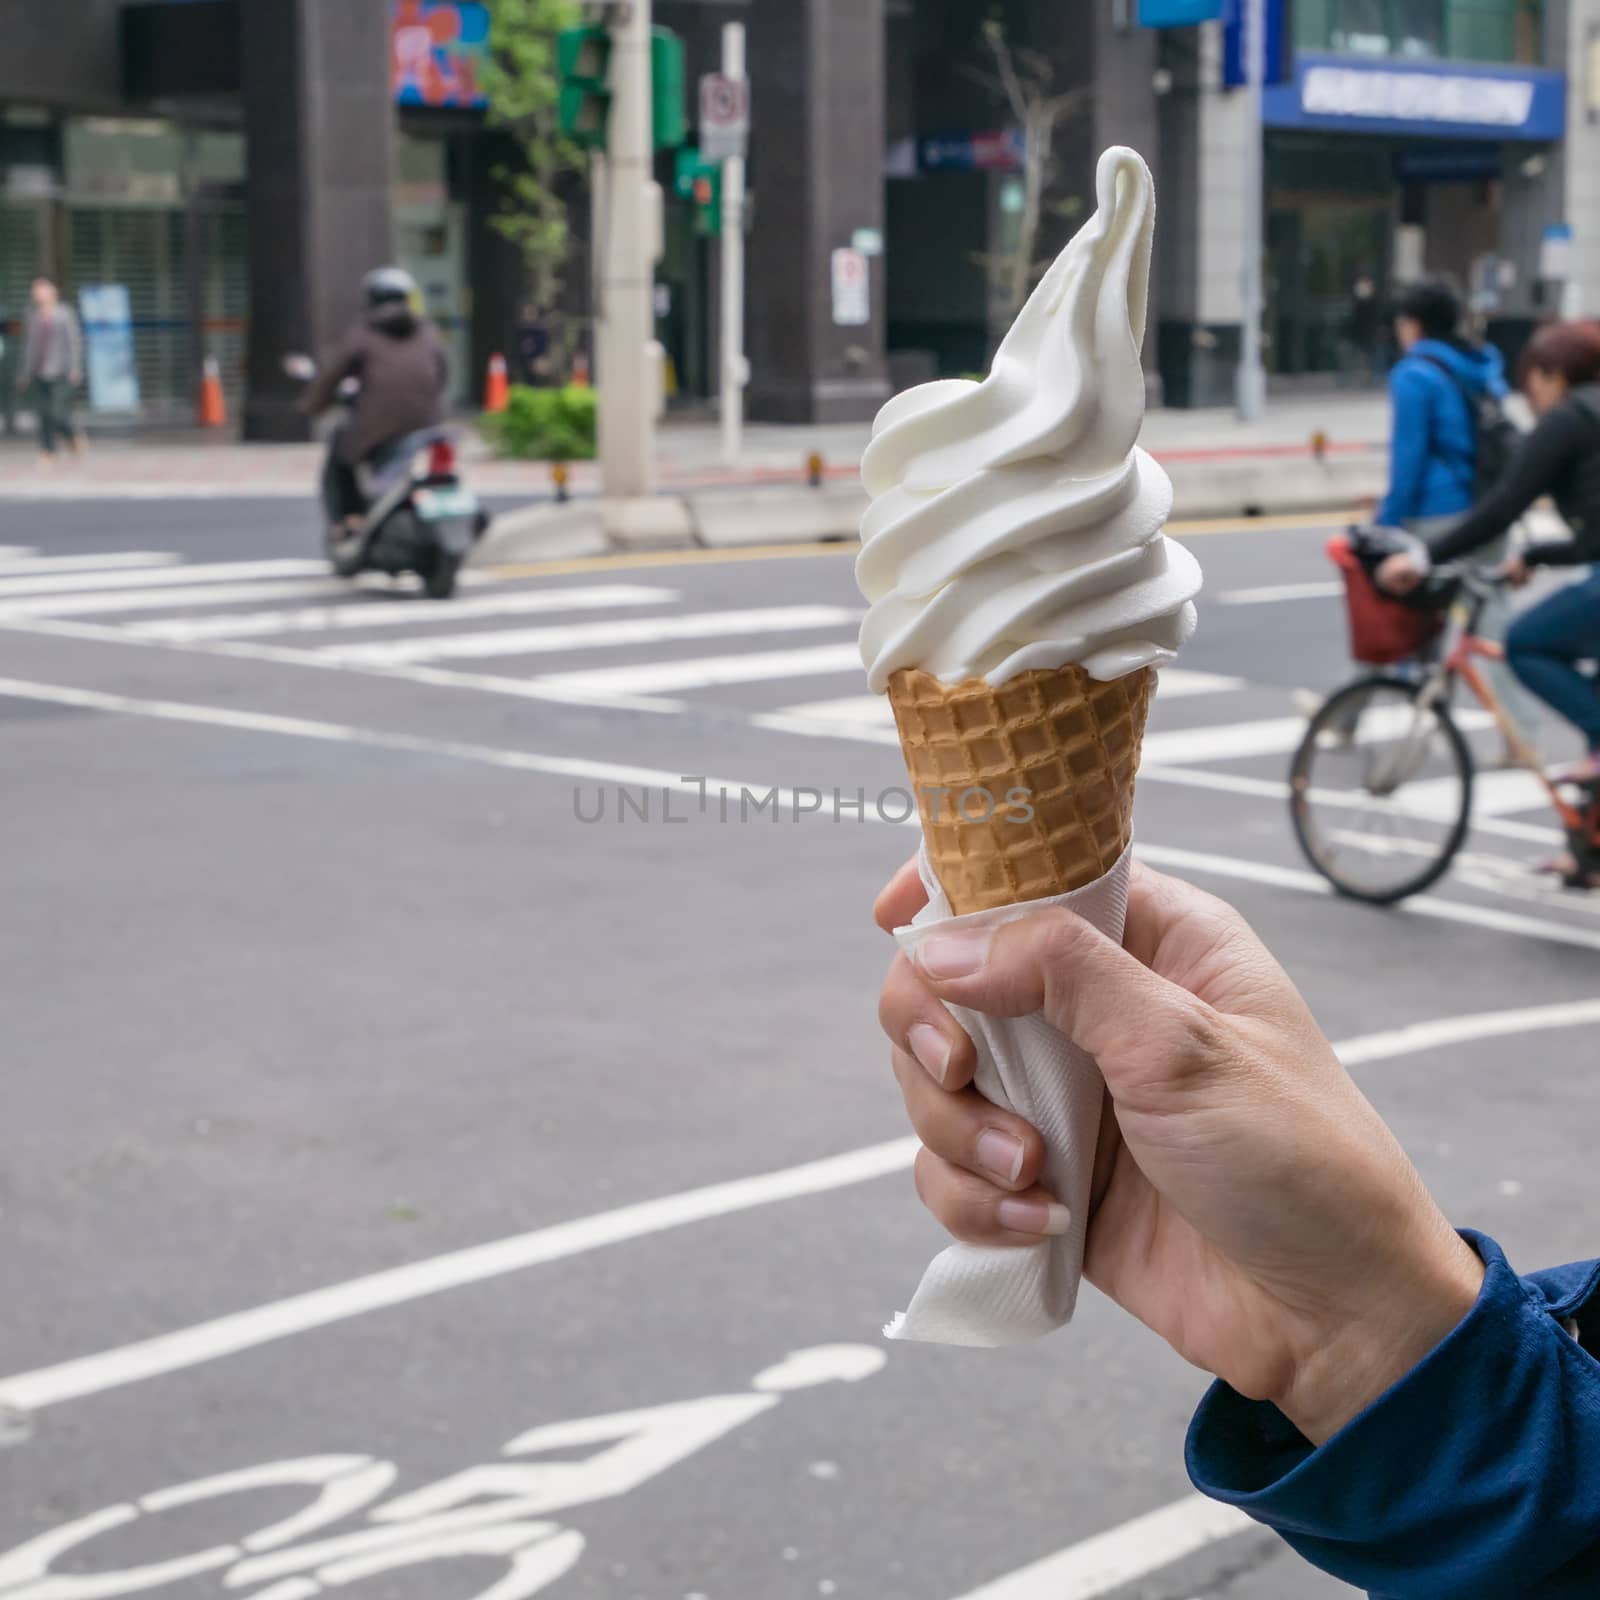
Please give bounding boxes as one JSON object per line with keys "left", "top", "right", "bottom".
{"left": 363, "top": 266, "right": 419, "bottom": 311}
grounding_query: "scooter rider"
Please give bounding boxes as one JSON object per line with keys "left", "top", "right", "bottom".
{"left": 302, "top": 267, "right": 450, "bottom": 532}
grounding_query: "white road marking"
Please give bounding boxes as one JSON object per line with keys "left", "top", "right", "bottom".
{"left": 750, "top": 707, "right": 899, "bottom": 743}
{"left": 0, "top": 618, "right": 692, "bottom": 713}
{"left": 0, "top": 550, "right": 179, "bottom": 577}
{"left": 772, "top": 694, "right": 890, "bottom": 726}
{"left": 0, "top": 577, "right": 398, "bottom": 619}
{"left": 124, "top": 584, "right": 679, "bottom": 643}
{"left": 1386, "top": 766, "right": 1555, "bottom": 822}
{"left": 0, "top": 557, "right": 328, "bottom": 599}
{"left": 1338, "top": 998, "right": 1600, "bottom": 1067}
{"left": 525, "top": 642, "right": 865, "bottom": 698}
{"left": 947, "top": 1495, "right": 1256, "bottom": 1600}
{"left": 0, "top": 1136, "right": 920, "bottom": 1412}
{"left": 1219, "top": 580, "right": 1345, "bottom": 605}
{"left": 1153, "top": 667, "right": 1247, "bottom": 697}
{"left": 1137, "top": 841, "right": 1600, "bottom": 954}
{"left": 1138, "top": 761, "right": 1566, "bottom": 847}
{"left": 0, "top": 546, "right": 38, "bottom": 561}
{"left": 1140, "top": 704, "right": 1495, "bottom": 767}
{"left": 316, "top": 605, "right": 862, "bottom": 666}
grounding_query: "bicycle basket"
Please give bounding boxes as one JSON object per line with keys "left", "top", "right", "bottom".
{"left": 1327, "top": 535, "right": 1446, "bottom": 666}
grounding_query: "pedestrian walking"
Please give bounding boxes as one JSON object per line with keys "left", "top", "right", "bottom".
{"left": 1339, "top": 274, "right": 1383, "bottom": 386}
{"left": 17, "top": 276, "right": 85, "bottom": 465}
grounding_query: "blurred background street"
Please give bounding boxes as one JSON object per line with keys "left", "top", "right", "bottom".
{"left": 5, "top": 1, "right": 1600, "bottom": 1597}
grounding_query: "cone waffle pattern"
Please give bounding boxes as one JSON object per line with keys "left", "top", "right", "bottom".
{"left": 887, "top": 664, "right": 1152, "bottom": 915}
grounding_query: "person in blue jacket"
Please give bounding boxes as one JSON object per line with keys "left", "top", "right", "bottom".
{"left": 874, "top": 857, "right": 1599, "bottom": 1598}
{"left": 1377, "top": 279, "right": 1508, "bottom": 534}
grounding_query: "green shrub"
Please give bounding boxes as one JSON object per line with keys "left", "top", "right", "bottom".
{"left": 485, "top": 383, "right": 598, "bottom": 460}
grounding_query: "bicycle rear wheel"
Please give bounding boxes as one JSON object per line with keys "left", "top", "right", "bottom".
{"left": 1289, "top": 675, "right": 1473, "bottom": 904}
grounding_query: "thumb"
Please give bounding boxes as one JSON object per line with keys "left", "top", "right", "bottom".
{"left": 912, "top": 906, "right": 1207, "bottom": 1074}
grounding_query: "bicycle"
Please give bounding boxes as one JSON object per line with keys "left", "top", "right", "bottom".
{"left": 1289, "top": 560, "right": 1600, "bottom": 905}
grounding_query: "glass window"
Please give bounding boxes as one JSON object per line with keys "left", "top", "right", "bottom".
{"left": 1447, "top": 0, "right": 1517, "bottom": 61}
{"left": 1332, "top": 0, "right": 1392, "bottom": 55}
{"left": 1297, "top": 0, "right": 1534, "bottom": 62}
{"left": 1394, "top": 0, "right": 1446, "bottom": 56}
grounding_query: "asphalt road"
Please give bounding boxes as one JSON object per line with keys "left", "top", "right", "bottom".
{"left": 3, "top": 495, "right": 1598, "bottom": 1600}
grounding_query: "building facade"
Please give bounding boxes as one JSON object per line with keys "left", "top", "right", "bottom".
{"left": 1, "top": 0, "right": 1596, "bottom": 431}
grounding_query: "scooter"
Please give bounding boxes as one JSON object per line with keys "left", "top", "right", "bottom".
{"left": 284, "top": 354, "right": 487, "bottom": 600}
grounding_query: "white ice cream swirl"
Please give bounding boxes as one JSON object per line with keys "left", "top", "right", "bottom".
{"left": 857, "top": 146, "right": 1200, "bottom": 690}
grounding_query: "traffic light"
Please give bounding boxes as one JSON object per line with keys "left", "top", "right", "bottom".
{"left": 558, "top": 24, "right": 611, "bottom": 147}
{"left": 559, "top": 23, "right": 685, "bottom": 151}
{"left": 651, "top": 27, "right": 686, "bottom": 150}
{"left": 674, "top": 148, "right": 721, "bottom": 236}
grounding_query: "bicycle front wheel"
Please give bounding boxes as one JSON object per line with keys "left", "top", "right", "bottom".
{"left": 1289, "top": 675, "right": 1473, "bottom": 904}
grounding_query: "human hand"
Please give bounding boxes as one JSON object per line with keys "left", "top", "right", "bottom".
{"left": 875, "top": 859, "right": 1483, "bottom": 1445}
{"left": 1499, "top": 553, "right": 1530, "bottom": 587}
{"left": 1376, "top": 552, "right": 1425, "bottom": 595}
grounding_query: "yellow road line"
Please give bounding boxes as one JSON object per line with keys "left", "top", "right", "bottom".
{"left": 482, "top": 510, "right": 1354, "bottom": 579}
{"left": 486, "top": 541, "right": 857, "bottom": 579}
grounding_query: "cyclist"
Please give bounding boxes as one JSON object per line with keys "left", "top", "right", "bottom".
{"left": 1378, "top": 319, "right": 1600, "bottom": 798}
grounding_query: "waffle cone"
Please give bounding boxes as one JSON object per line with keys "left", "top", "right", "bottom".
{"left": 886, "top": 664, "right": 1152, "bottom": 915}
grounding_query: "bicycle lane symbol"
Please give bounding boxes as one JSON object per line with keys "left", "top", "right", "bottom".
{"left": 0, "top": 1345, "right": 886, "bottom": 1600}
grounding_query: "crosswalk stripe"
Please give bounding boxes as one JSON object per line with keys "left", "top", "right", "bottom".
{"left": 0, "top": 551, "right": 180, "bottom": 577}
{"left": 123, "top": 584, "right": 679, "bottom": 643}
{"left": 1387, "top": 766, "right": 1557, "bottom": 822}
{"left": 1155, "top": 667, "right": 1246, "bottom": 696}
{"left": 0, "top": 557, "right": 329, "bottom": 600}
{"left": 525, "top": 641, "right": 865, "bottom": 698}
{"left": 316, "top": 604, "right": 862, "bottom": 666}
{"left": 0, "top": 577, "right": 416, "bottom": 619}
{"left": 1219, "top": 580, "right": 1345, "bottom": 605}
{"left": 0, "top": 546, "right": 38, "bottom": 561}
{"left": 774, "top": 695, "right": 890, "bottom": 725}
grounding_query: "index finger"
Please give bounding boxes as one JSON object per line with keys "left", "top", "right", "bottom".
{"left": 874, "top": 854, "right": 927, "bottom": 933}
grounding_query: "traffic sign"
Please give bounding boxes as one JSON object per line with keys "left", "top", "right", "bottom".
{"left": 831, "top": 247, "right": 870, "bottom": 327}
{"left": 699, "top": 72, "right": 749, "bottom": 162}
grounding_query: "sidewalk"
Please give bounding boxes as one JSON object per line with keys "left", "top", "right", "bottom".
{"left": 0, "top": 391, "right": 1391, "bottom": 548}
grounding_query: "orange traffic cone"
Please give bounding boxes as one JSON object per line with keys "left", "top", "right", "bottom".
{"left": 571, "top": 349, "right": 591, "bottom": 388}
{"left": 198, "top": 355, "right": 227, "bottom": 429}
{"left": 484, "top": 353, "right": 510, "bottom": 413}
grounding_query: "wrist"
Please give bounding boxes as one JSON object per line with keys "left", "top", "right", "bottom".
{"left": 1275, "top": 1223, "right": 1485, "bottom": 1446}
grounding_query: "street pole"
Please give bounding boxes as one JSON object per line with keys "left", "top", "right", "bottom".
{"left": 598, "top": 0, "right": 659, "bottom": 499}
{"left": 720, "top": 21, "right": 747, "bottom": 464}
{"left": 1235, "top": 0, "right": 1267, "bottom": 422}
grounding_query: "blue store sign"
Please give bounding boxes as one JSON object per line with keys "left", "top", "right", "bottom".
{"left": 1138, "top": 0, "right": 1224, "bottom": 24}
{"left": 1265, "top": 53, "right": 1566, "bottom": 142}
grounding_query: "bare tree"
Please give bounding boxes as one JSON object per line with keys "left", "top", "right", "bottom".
{"left": 969, "top": 17, "right": 1093, "bottom": 329}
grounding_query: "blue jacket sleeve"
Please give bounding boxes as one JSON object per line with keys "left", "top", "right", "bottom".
{"left": 1185, "top": 1232, "right": 1600, "bottom": 1598}
{"left": 1376, "top": 363, "right": 1435, "bottom": 528}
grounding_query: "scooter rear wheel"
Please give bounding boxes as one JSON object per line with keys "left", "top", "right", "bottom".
{"left": 325, "top": 525, "right": 366, "bottom": 578}
{"left": 423, "top": 551, "right": 461, "bottom": 600}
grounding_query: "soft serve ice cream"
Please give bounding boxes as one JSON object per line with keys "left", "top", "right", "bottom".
{"left": 856, "top": 145, "right": 1199, "bottom": 690}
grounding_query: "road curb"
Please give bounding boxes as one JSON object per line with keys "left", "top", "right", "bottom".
{"left": 473, "top": 456, "right": 1384, "bottom": 564}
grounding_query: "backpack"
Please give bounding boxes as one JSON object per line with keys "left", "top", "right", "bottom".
{"left": 1419, "top": 351, "right": 1519, "bottom": 498}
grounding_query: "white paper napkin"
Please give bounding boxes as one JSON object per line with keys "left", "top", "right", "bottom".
{"left": 887, "top": 841, "right": 1132, "bottom": 1346}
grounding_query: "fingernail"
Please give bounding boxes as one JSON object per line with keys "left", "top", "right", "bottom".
{"left": 917, "top": 930, "right": 991, "bottom": 980}
{"left": 977, "top": 1129, "right": 1025, "bottom": 1185}
{"left": 997, "top": 1198, "right": 1072, "bottom": 1237}
{"left": 907, "top": 1023, "right": 952, "bottom": 1085}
